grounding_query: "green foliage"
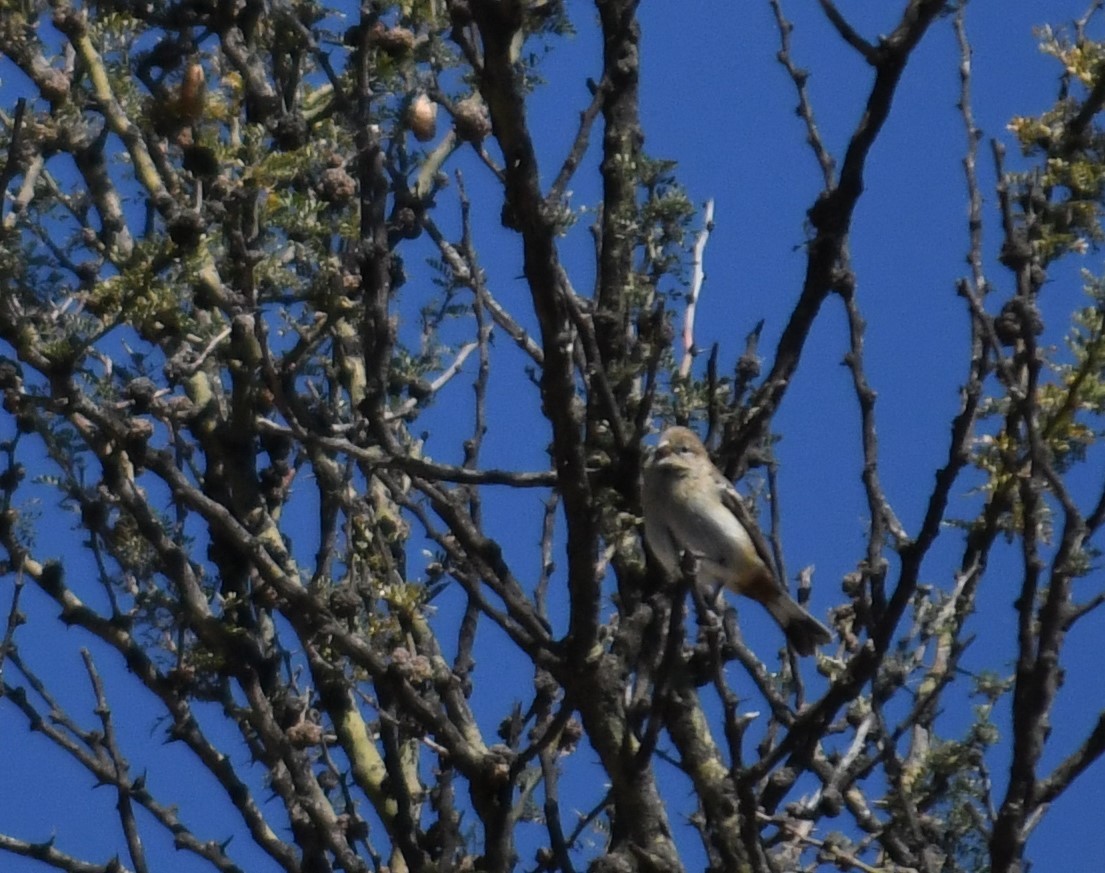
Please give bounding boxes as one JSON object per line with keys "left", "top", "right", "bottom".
{"left": 637, "top": 155, "right": 696, "bottom": 296}
{"left": 1006, "top": 28, "right": 1105, "bottom": 262}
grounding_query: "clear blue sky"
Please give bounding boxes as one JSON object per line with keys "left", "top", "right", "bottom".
{"left": 1, "top": 2, "right": 1103, "bottom": 871}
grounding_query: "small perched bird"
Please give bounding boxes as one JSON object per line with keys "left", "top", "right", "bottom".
{"left": 641, "top": 426, "right": 832, "bottom": 656}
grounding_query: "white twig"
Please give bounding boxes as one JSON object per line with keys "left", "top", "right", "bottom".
{"left": 386, "top": 341, "right": 479, "bottom": 421}
{"left": 680, "top": 198, "right": 715, "bottom": 378}
{"left": 758, "top": 810, "right": 886, "bottom": 873}
{"left": 2, "top": 155, "right": 43, "bottom": 230}
{"left": 797, "top": 710, "right": 874, "bottom": 816}
{"left": 178, "top": 327, "right": 233, "bottom": 376}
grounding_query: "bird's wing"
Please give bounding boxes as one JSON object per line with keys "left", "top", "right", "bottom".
{"left": 712, "top": 471, "right": 781, "bottom": 581}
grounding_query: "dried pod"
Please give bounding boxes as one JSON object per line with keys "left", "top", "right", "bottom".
{"left": 319, "top": 165, "right": 357, "bottom": 204}
{"left": 178, "top": 62, "right": 206, "bottom": 124}
{"left": 371, "top": 22, "right": 416, "bottom": 55}
{"left": 408, "top": 93, "right": 438, "bottom": 142}
{"left": 454, "top": 94, "right": 491, "bottom": 143}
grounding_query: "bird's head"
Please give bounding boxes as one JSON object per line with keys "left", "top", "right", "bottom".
{"left": 650, "top": 426, "right": 709, "bottom": 473}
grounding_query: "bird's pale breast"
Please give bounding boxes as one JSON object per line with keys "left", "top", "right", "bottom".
{"left": 643, "top": 467, "right": 762, "bottom": 589}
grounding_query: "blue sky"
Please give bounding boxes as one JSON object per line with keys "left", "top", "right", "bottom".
{"left": 2, "top": 1, "right": 1104, "bottom": 871}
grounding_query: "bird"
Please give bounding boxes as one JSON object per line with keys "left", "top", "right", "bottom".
{"left": 641, "top": 426, "right": 832, "bottom": 656}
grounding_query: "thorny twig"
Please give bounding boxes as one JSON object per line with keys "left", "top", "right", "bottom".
{"left": 82, "top": 650, "right": 150, "bottom": 873}
{"left": 771, "top": 1, "right": 835, "bottom": 185}
{"left": 548, "top": 76, "right": 609, "bottom": 205}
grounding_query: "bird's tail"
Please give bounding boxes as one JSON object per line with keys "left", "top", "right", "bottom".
{"left": 764, "top": 595, "right": 832, "bottom": 657}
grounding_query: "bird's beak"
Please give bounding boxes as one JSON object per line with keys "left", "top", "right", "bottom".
{"left": 653, "top": 441, "right": 673, "bottom": 461}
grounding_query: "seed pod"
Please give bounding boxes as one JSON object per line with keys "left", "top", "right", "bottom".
{"left": 408, "top": 93, "right": 437, "bottom": 142}
{"left": 454, "top": 94, "right": 491, "bottom": 143}
{"left": 371, "top": 23, "right": 415, "bottom": 55}
{"left": 178, "top": 62, "right": 206, "bottom": 124}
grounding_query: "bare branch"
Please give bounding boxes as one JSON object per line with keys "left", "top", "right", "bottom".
{"left": 0, "top": 833, "right": 130, "bottom": 873}
{"left": 0, "top": 98, "right": 28, "bottom": 226}
{"left": 741, "top": 0, "right": 951, "bottom": 461}
{"left": 771, "top": 0, "right": 836, "bottom": 186}
{"left": 817, "top": 0, "right": 878, "bottom": 62}
{"left": 1036, "top": 711, "right": 1105, "bottom": 805}
{"left": 385, "top": 341, "right": 479, "bottom": 421}
{"left": 679, "top": 199, "right": 714, "bottom": 379}
{"left": 548, "top": 77, "right": 609, "bottom": 205}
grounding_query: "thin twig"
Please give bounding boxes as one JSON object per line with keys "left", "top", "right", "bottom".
{"left": 560, "top": 272, "right": 629, "bottom": 450}
{"left": 771, "top": 0, "right": 835, "bottom": 185}
{"left": 0, "top": 97, "right": 28, "bottom": 226}
{"left": 534, "top": 494, "right": 559, "bottom": 621}
{"left": 817, "top": 0, "right": 878, "bottom": 62}
{"left": 564, "top": 790, "right": 612, "bottom": 854}
{"left": 0, "top": 832, "right": 133, "bottom": 873}
{"left": 759, "top": 811, "right": 886, "bottom": 873}
{"left": 548, "top": 76, "right": 608, "bottom": 204}
{"left": 82, "top": 650, "right": 150, "bottom": 873}
{"left": 0, "top": 565, "right": 24, "bottom": 684}
{"left": 955, "top": 9, "right": 987, "bottom": 297}
{"left": 385, "top": 341, "right": 479, "bottom": 421}
{"left": 254, "top": 417, "right": 556, "bottom": 487}
{"left": 539, "top": 743, "right": 578, "bottom": 873}
{"left": 1036, "top": 710, "right": 1105, "bottom": 805}
{"left": 421, "top": 216, "right": 545, "bottom": 365}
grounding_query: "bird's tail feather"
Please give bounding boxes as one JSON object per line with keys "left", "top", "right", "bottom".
{"left": 765, "top": 596, "right": 832, "bottom": 657}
